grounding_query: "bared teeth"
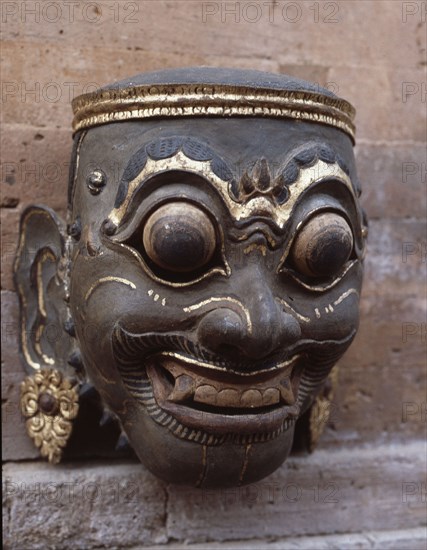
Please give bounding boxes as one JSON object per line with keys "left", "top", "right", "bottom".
{"left": 194, "top": 384, "right": 217, "bottom": 406}
{"left": 217, "top": 388, "right": 239, "bottom": 407}
{"left": 192, "top": 385, "right": 282, "bottom": 408}
{"left": 279, "top": 379, "right": 295, "bottom": 405}
{"left": 161, "top": 359, "right": 297, "bottom": 408}
{"left": 241, "top": 389, "right": 263, "bottom": 408}
{"left": 262, "top": 388, "right": 280, "bottom": 406}
{"left": 168, "top": 374, "right": 195, "bottom": 402}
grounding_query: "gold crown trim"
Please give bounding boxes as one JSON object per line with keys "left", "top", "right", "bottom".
{"left": 72, "top": 84, "right": 356, "bottom": 141}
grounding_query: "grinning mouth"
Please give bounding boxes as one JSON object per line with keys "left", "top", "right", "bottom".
{"left": 145, "top": 351, "right": 302, "bottom": 435}
{"left": 112, "top": 325, "right": 356, "bottom": 445}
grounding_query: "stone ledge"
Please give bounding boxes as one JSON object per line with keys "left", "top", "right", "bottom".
{"left": 3, "top": 441, "right": 426, "bottom": 549}
{"left": 142, "top": 528, "right": 427, "bottom": 550}
{"left": 2, "top": 460, "right": 168, "bottom": 550}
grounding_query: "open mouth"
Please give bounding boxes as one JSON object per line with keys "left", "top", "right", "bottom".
{"left": 145, "top": 351, "right": 302, "bottom": 435}
{"left": 112, "top": 324, "right": 356, "bottom": 443}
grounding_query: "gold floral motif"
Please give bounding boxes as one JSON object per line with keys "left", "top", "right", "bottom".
{"left": 20, "top": 368, "right": 79, "bottom": 464}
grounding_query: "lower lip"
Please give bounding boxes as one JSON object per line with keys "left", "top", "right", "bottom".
{"left": 146, "top": 358, "right": 300, "bottom": 435}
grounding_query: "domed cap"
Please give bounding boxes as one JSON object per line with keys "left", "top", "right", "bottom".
{"left": 72, "top": 67, "right": 356, "bottom": 142}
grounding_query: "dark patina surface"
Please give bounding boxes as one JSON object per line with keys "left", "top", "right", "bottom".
{"left": 15, "top": 68, "right": 366, "bottom": 487}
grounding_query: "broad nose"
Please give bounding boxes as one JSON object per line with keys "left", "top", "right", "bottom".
{"left": 196, "top": 281, "right": 301, "bottom": 361}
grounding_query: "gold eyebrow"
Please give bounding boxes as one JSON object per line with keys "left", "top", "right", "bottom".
{"left": 108, "top": 151, "right": 355, "bottom": 232}
{"left": 109, "top": 151, "right": 228, "bottom": 226}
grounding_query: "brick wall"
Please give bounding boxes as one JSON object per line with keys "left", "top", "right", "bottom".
{"left": 2, "top": 1, "right": 426, "bottom": 548}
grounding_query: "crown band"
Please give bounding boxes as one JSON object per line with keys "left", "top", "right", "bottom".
{"left": 72, "top": 84, "right": 356, "bottom": 141}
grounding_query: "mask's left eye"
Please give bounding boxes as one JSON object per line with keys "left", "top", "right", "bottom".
{"left": 142, "top": 202, "right": 216, "bottom": 273}
{"left": 290, "top": 212, "right": 354, "bottom": 278}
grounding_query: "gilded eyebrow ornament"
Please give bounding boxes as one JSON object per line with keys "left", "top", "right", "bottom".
{"left": 15, "top": 68, "right": 366, "bottom": 489}
{"left": 106, "top": 136, "right": 357, "bottom": 231}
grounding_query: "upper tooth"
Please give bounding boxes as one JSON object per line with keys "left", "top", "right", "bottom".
{"left": 241, "top": 389, "right": 263, "bottom": 408}
{"left": 279, "top": 379, "right": 295, "bottom": 405}
{"left": 217, "top": 389, "right": 239, "bottom": 407}
{"left": 168, "top": 374, "right": 195, "bottom": 402}
{"left": 262, "top": 388, "right": 280, "bottom": 406}
{"left": 194, "top": 384, "right": 217, "bottom": 406}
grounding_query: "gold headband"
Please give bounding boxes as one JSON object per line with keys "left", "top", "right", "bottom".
{"left": 72, "top": 83, "right": 356, "bottom": 141}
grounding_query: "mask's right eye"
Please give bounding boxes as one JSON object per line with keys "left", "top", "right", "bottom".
{"left": 142, "top": 201, "right": 217, "bottom": 274}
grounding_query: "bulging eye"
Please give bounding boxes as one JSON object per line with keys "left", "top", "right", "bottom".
{"left": 142, "top": 202, "right": 216, "bottom": 273}
{"left": 291, "top": 212, "right": 353, "bottom": 278}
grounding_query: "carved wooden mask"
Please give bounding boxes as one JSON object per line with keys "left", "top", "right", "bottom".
{"left": 15, "top": 68, "right": 367, "bottom": 487}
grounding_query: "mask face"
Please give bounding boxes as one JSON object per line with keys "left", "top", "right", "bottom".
{"left": 15, "top": 70, "right": 366, "bottom": 487}
{"left": 64, "top": 117, "right": 363, "bottom": 486}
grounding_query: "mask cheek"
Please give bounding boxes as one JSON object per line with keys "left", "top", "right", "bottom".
{"left": 302, "top": 291, "right": 361, "bottom": 342}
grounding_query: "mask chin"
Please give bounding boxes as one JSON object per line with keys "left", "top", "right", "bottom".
{"left": 122, "top": 410, "right": 296, "bottom": 488}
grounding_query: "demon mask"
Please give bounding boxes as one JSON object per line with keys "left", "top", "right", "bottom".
{"left": 15, "top": 68, "right": 367, "bottom": 487}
